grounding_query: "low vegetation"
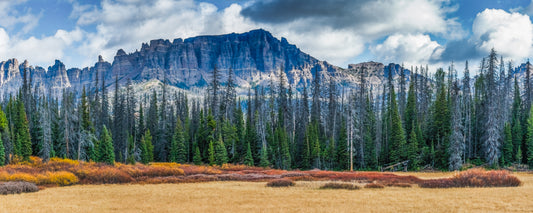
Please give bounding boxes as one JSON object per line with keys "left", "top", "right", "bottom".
{"left": 419, "top": 169, "right": 522, "bottom": 188}
{"left": 266, "top": 179, "right": 295, "bottom": 187}
{"left": 320, "top": 182, "right": 360, "bottom": 190}
{"left": 0, "top": 181, "right": 39, "bottom": 195}
{"left": 0, "top": 157, "right": 523, "bottom": 191}
{"left": 364, "top": 183, "right": 385, "bottom": 189}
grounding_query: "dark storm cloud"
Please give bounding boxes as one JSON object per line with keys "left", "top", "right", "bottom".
{"left": 433, "top": 39, "right": 482, "bottom": 63}
{"left": 240, "top": 0, "right": 379, "bottom": 29}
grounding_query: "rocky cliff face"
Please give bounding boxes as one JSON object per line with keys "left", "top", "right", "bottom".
{"left": 0, "top": 29, "right": 412, "bottom": 98}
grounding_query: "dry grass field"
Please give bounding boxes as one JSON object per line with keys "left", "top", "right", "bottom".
{"left": 0, "top": 172, "right": 532, "bottom": 213}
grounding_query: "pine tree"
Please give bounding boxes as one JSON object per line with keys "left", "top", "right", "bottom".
{"left": 144, "top": 130, "right": 154, "bottom": 162}
{"left": 388, "top": 85, "right": 406, "bottom": 163}
{"left": 503, "top": 122, "right": 513, "bottom": 166}
{"left": 511, "top": 77, "right": 522, "bottom": 163}
{"left": 527, "top": 105, "right": 533, "bottom": 167}
{"left": 259, "top": 147, "right": 270, "bottom": 168}
{"left": 335, "top": 118, "right": 348, "bottom": 170}
{"left": 208, "top": 140, "right": 215, "bottom": 166}
{"left": 126, "top": 135, "right": 135, "bottom": 164}
{"left": 431, "top": 68, "right": 450, "bottom": 169}
{"left": 449, "top": 80, "right": 464, "bottom": 171}
{"left": 244, "top": 142, "right": 254, "bottom": 166}
{"left": 169, "top": 120, "right": 187, "bottom": 163}
{"left": 407, "top": 124, "right": 419, "bottom": 170}
{"left": 483, "top": 49, "right": 501, "bottom": 166}
{"left": 193, "top": 145, "right": 202, "bottom": 165}
{"left": 404, "top": 82, "right": 417, "bottom": 139}
{"left": 98, "top": 126, "right": 115, "bottom": 165}
{"left": 0, "top": 133, "right": 4, "bottom": 166}
{"left": 139, "top": 135, "right": 149, "bottom": 164}
{"left": 214, "top": 136, "right": 228, "bottom": 166}
{"left": 16, "top": 99, "right": 32, "bottom": 161}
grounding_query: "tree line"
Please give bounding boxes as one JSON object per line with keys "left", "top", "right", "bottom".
{"left": 0, "top": 49, "right": 532, "bottom": 171}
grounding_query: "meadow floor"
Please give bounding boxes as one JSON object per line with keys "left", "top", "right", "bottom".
{"left": 0, "top": 172, "right": 532, "bottom": 213}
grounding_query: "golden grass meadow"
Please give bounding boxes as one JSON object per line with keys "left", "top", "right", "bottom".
{"left": 0, "top": 172, "right": 532, "bottom": 212}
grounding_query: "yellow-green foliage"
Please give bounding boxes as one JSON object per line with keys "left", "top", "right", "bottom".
{"left": 45, "top": 172, "right": 79, "bottom": 186}
{"left": 0, "top": 172, "right": 38, "bottom": 183}
{"left": 0, "top": 171, "right": 78, "bottom": 186}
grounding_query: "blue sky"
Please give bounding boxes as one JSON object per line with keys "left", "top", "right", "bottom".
{"left": 1, "top": 0, "right": 533, "bottom": 70}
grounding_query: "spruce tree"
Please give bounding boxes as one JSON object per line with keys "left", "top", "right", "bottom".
{"left": 214, "top": 136, "right": 228, "bottom": 166}
{"left": 244, "top": 142, "right": 254, "bottom": 166}
{"left": 335, "top": 118, "right": 348, "bottom": 170}
{"left": 125, "top": 135, "right": 134, "bottom": 164}
{"left": 140, "top": 135, "right": 149, "bottom": 164}
{"left": 193, "top": 145, "right": 202, "bottom": 165}
{"left": 404, "top": 82, "right": 417, "bottom": 139}
{"left": 259, "top": 147, "right": 270, "bottom": 168}
{"left": 99, "top": 126, "right": 115, "bottom": 165}
{"left": 208, "top": 140, "right": 215, "bottom": 166}
{"left": 431, "top": 68, "right": 450, "bottom": 169}
{"left": 144, "top": 130, "right": 154, "bottom": 162}
{"left": 511, "top": 77, "right": 522, "bottom": 162}
{"left": 0, "top": 133, "right": 4, "bottom": 166}
{"left": 407, "top": 125, "right": 419, "bottom": 170}
{"left": 503, "top": 122, "right": 513, "bottom": 166}
{"left": 388, "top": 85, "right": 407, "bottom": 163}
{"left": 527, "top": 106, "right": 533, "bottom": 167}
{"left": 169, "top": 120, "right": 187, "bottom": 163}
{"left": 16, "top": 99, "right": 32, "bottom": 161}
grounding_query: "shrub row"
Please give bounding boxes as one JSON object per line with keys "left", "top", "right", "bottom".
{"left": 419, "top": 169, "right": 522, "bottom": 188}
{"left": 0, "top": 171, "right": 78, "bottom": 186}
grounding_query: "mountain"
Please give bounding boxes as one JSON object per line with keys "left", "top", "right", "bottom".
{"left": 0, "top": 29, "right": 413, "bottom": 98}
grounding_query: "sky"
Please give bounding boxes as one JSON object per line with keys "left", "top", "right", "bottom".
{"left": 1, "top": 0, "right": 533, "bottom": 71}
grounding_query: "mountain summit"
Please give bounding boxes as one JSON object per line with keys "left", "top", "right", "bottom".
{"left": 0, "top": 29, "right": 408, "bottom": 97}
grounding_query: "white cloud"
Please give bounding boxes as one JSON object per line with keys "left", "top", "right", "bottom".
{"left": 67, "top": 0, "right": 463, "bottom": 68}
{"left": 74, "top": 0, "right": 259, "bottom": 67}
{"left": 0, "top": 27, "right": 84, "bottom": 66}
{"left": 0, "top": 0, "right": 40, "bottom": 34}
{"left": 371, "top": 33, "right": 442, "bottom": 65}
{"left": 472, "top": 9, "right": 533, "bottom": 60}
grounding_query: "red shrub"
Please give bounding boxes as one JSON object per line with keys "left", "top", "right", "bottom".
{"left": 419, "top": 169, "right": 521, "bottom": 188}
{"left": 452, "top": 169, "right": 521, "bottom": 187}
{"left": 419, "top": 178, "right": 455, "bottom": 188}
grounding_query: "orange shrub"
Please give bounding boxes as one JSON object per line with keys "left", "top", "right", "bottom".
{"left": 73, "top": 167, "right": 134, "bottom": 184}
{"left": 45, "top": 157, "right": 80, "bottom": 172}
{"left": 179, "top": 164, "right": 222, "bottom": 175}
{"left": 149, "top": 162, "right": 181, "bottom": 167}
{"left": 119, "top": 164, "right": 184, "bottom": 178}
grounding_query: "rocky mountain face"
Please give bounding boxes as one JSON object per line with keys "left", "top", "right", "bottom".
{"left": 0, "top": 29, "right": 412, "bottom": 98}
